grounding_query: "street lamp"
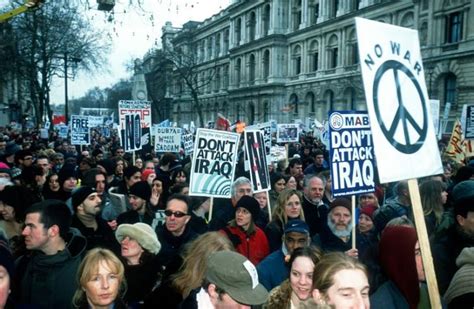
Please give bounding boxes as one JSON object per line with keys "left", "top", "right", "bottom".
{"left": 63, "top": 52, "right": 81, "bottom": 125}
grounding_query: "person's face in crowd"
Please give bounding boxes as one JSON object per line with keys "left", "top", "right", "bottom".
{"left": 174, "top": 171, "right": 186, "bottom": 184}
{"left": 0, "top": 202, "right": 15, "bottom": 222}
{"left": 290, "top": 163, "right": 303, "bottom": 177}
{"left": 146, "top": 173, "right": 156, "bottom": 186}
{"left": 81, "top": 151, "right": 90, "bottom": 158}
{"left": 286, "top": 176, "right": 297, "bottom": 190}
{"left": 144, "top": 162, "right": 155, "bottom": 170}
{"left": 54, "top": 156, "right": 64, "bottom": 167}
{"left": 48, "top": 174, "right": 60, "bottom": 192}
{"left": 115, "top": 148, "right": 125, "bottom": 157}
{"left": 152, "top": 158, "right": 159, "bottom": 166}
{"left": 135, "top": 159, "right": 143, "bottom": 170}
{"left": 79, "top": 161, "right": 91, "bottom": 172}
{"left": 358, "top": 214, "right": 373, "bottom": 234}
{"left": 234, "top": 183, "right": 252, "bottom": 202}
{"left": 22, "top": 212, "right": 49, "bottom": 251}
{"left": 305, "top": 177, "right": 324, "bottom": 203}
{"left": 285, "top": 194, "right": 302, "bottom": 219}
{"left": 21, "top": 155, "right": 33, "bottom": 167}
{"left": 36, "top": 158, "right": 50, "bottom": 174}
{"left": 330, "top": 207, "right": 352, "bottom": 231}
{"left": 317, "top": 268, "right": 370, "bottom": 309}
{"left": 274, "top": 178, "right": 286, "bottom": 193}
{"left": 115, "top": 160, "right": 124, "bottom": 175}
{"left": 457, "top": 211, "right": 474, "bottom": 238}
{"left": 0, "top": 265, "right": 10, "bottom": 308}
{"left": 63, "top": 177, "right": 78, "bottom": 192}
{"left": 209, "top": 285, "right": 250, "bottom": 309}
{"left": 0, "top": 172, "right": 10, "bottom": 180}
{"left": 95, "top": 174, "right": 106, "bottom": 195}
{"left": 290, "top": 256, "right": 314, "bottom": 302}
{"left": 325, "top": 176, "right": 332, "bottom": 193}
{"left": 120, "top": 236, "right": 144, "bottom": 265}
{"left": 415, "top": 241, "right": 425, "bottom": 281}
{"left": 152, "top": 179, "right": 163, "bottom": 195}
{"left": 235, "top": 207, "right": 252, "bottom": 231}
{"left": 0, "top": 141, "right": 6, "bottom": 151}
{"left": 128, "top": 195, "right": 146, "bottom": 212}
{"left": 165, "top": 198, "right": 190, "bottom": 236}
{"left": 80, "top": 193, "right": 102, "bottom": 216}
{"left": 359, "top": 194, "right": 377, "bottom": 208}
{"left": 284, "top": 232, "right": 309, "bottom": 255}
{"left": 126, "top": 172, "right": 141, "bottom": 188}
{"left": 254, "top": 192, "right": 268, "bottom": 209}
{"left": 180, "top": 186, "right": 189, "bottom": 195}
{"left": 95, "top": 153, "right": 104, "bottom": 162}
{"left": 315, "top": 154, "right": 325, "bottom": 166}
{"left": 441, "top": 189, "right": 448, "bottom": 205}
{"left": 84, "top": 260, "right": 120, "bottom": 308}
{"left": 67, "top": 145, "right": 77, "bottom": 154}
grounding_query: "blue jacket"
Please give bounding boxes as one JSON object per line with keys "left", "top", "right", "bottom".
{"left": 256, "top": 249, "right": 289, "bottom": 291}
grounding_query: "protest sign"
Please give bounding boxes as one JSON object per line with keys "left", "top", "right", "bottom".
{"left": 277, "top": 124, "right": 299, "bottom": 143}
{"left": 154, "top": 127, "right": 182, "bottom": 153}
{"left": 118, "top": 100, "right": 151, "bottom": 152}
{"left": 328, "top": 111, "right": 375, "bottom": 197}
{"left": 189, "top": 129, "right": 240, "bottom": 198}
{"left": 58, "top": 125, "right": 69, "bottom": 139}
{"left": 269, "top": 145, "right": 287, "bottom": 163}
{"left": 245, "top": 130, "right": 270, "bottom": 193}
{"left": 246, "top": 122, "right": 272, "bottom": 159}
{"left": 462, "top": 104, "right": 474, "bottom": 139}
{"left": 356, "top": 17, "right": 442, "bottom": 183}
{"left": 430, "top": 100, "right": 441, "bottom": 139}
{"left": 88, "top": 116, "right": 104, "bottom": 127}
{"left": 71, "top": 115, "right": 90, "bottom": 145}
{"left": 119, "top": 113, "right": 142, "bottom": 152}
{"left": 182, "top": 133, "right": 194, "bottom": 156}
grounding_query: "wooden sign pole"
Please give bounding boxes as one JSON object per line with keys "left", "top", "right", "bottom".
{"left": 352, "top": 195, "right": 356, "bottom": 250}
{"left": 266, "top": 190, "right": 272, "bottom": 222}
{"left": 408, "top": 178, "right": 441, "bottom": 308}
{"left": 208, "top": 196, "right": 214, "bottom": 223}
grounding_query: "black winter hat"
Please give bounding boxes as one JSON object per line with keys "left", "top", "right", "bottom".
{"left": 124, "top": 166, "right": 141, "bottom": 179}
{"left": 330, "top": 197, "right": 352, "bottom": 213}
{"left": 129, "top": 181, "right": 151, "bottom": 201}
{"left": 71, "top": 186, "right": 97, "bottom": 211}
{"left": 235, "top": 195, "right": 260, "bottom": 220}
{"left": 97, "top": 159, "right": 116, "bottom": 176}
{"left": 58, "top": 164, "right": 77, "bottom": 185}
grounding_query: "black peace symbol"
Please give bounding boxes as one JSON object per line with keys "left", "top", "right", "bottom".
{"left": 372, "top": 60, "right": 428, "bottom": 154}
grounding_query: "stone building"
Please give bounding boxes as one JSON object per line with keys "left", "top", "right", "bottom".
{"left": 143, "top": 0, "right": 474, "bottom": 132}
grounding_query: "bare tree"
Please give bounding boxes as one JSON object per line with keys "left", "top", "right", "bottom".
{"left": 9, "top": 1, "right": 110, "bottom": 126}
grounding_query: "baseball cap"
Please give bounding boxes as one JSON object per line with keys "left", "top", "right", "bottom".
{"left": 206, "top": 251, "right": 268, "bottom": 305}
{"left": 284, "top": 219, "right": 310, "bottom": 234}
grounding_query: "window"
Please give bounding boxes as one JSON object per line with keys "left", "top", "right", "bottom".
{"left": 235, "top": 18, "right": 242, "bottom": 45}
{"left": 327, "top": 34, "right": 339, "bottom": 69}
{"left": 263, "top": 5, "right": 270, "bottom": 35}
{"left": 249, "top": 12, "right": 256, "bottom": 41}
{"left": 216, "top": 33, "right": 221, "bottom": 56}
{"left": 223, "top": 65, "right": 229, "bottom": 88}
{"left": 330, "top": 48, "right": 338, "bottom": 68}
{"left": 293, "top": 0, "right": 302, "bottom": 31}
{"left": 444, "top": 74, "right": 456, "bottom": 104}
{"left": 293, "top": 45, "right": 302, "bottom": 75}
{"left": 309, "top": 40, "right": 319, "bottom": 71}
{"left": 313, "top": 52, "right": 319, "bottom": 71}
{"left": 446, "top": 12, "right": 462, "bottom": 43}
{"left": 289, "top": 93, "right": 299, "bottom": 114}
{"left": 263, "top": 50, "right": 270, "bottom": 79}
{"left": 249, "top": 54, "right": 256, "bottom": 85}
{"left": 236, "top": 58, "right": 242, "bottom": 86}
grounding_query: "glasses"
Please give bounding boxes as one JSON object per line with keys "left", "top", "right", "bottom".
{"left": 164, "top": 210, "right": 188, "bottom": 218}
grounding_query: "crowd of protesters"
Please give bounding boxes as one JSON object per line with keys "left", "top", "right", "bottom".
{"left": 0, "top": 120, "right": 472, "bottom": 309}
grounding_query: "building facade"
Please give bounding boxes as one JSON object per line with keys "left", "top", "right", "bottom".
{"left": 143, "top": 0, "right": 474, "bottom": 132}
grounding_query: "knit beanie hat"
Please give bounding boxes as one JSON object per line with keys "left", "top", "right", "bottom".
{"left": 58, "top": 164, "right": 77, "bottom": 185}
{"left": 141, "top": 169, "right": 156, "bottom": 182}
{"left": 452, "top": 180, "right": 474, "bottom": 216}
{"left": 330, "top": 197, "right": 352, "bottom": 213}
{"left": 360, "top": 204, "right": 377, "bottom": 220}
{"left": 116, "top": 222, "right": 161, "bottom": 254}
{"left": 71, "top": 186, "right": 97, "bottom": 211}
{"left": 444, "top": 247, "right": 474, "bottom": 305}
{"left": 0, "top": 231, "right": 14, "bottom": 280}
{"left": 235, "top": 195, "right": 260, "bottom": 220}
{"left": 129, "top": 181, "right": 151, "bottom": 201}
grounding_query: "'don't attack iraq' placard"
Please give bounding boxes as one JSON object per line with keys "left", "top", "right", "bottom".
{"left": 329, "top": 111, "right": 375, "bottom": 197}
{"left": 189, "top": 129, "right": 240, "bottom": 198}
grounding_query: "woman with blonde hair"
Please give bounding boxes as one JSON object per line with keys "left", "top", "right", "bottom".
{"left": 72, "top": 248, "right": 127, "bottom": 309}
{"left": 265, "top": 189, "right": 305, "bottom": 252}
{"left": 144, "top": 232, "right": 234, "bottom": 308}
{"left": 419, "top": 179, "right": 449, "bottom": 234}
{"left": 311, "top": 252, "right": 370, "bottom": 309}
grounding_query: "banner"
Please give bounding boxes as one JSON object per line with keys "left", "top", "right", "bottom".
{"left": 246, "top": 122, "right": 272, "bottom": 159}
{"left": 120, "top": 113, "right": 142, "bottom": 152}
{"left": 356, "top": 17, "right": 442, "bottom": 183}
{"left": 245, "top": 130, "right": 270, "bottom": 193}
{"left": 154, "top": 127, "right": 182, "bottom": 153}
{"left": 71, "top": 115, "right": 90, "bottom": 145}
{"left": 118, "top": 100, "right": 151, "bottom": 152}
{"left": 329, "top": 111, "right": 375, "bottom": 197}
{"left": 444, "top": 119, "right": 465, "bottom": 163}
{"left": 182, "top": 133, "right": 194, "bottom": 156}
{"left": 269, "top": 145, "right": 287, "bottom": 163}
{"left": 189, "top": 129, "right": 240, "bottom": 197}
{"left": 277, "top": 124, "right": 299, "bottom": 143}
{"left": 430, "top": 99, "right": 441, "bottom": 139}
{"left": 58, "top": 125, "right": 69, "bottom": 139}
{"left": 88, "top": 116, "right": 104, "bottom": 127}
{"left": 462, "top": 104, "right": 474, "bottom": 139}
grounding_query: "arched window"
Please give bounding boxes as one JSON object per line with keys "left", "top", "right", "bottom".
{"left": 249, "top": 54, "right": 256, "bottom": 85}
{"left": 293, "top": 0, "right": 302, "bottom": 31}
{"left": 235, "top": 18, "right": 242, "bottom": 45}
{"left": 263, "top": 50, "right": 270, "bottom": 80}
{"left": 236, "top": 58, "right": 242, "bottom": 86}
{"left": 444, "top": 73, "right": 456, "bottom": 104}
{"left": 215, "top": 33, "right": 221, "bottom": 56}
{"left": 289, "top": 93, "right": 299, "bottom": 114}
{"left": 309, "top": 40, "right": 319, "bottom": 71}
{"left": 249, "top": 11, "right": 256, "bottom": 41}
{"left": 306, "top": 92, "right": 315, "bottom": 114}
{"left": 324, "top": 90, "right": 335, "bottom": 111}
{"left": 263, "top": 101, "right": 269, "bottom": 121}
{"left": 292, "top": 45, "right": 302, "bottom": 75}
{"left": 327, "top": 34, "right": 338, "bottom": 69}
{"left": 347, "top": 29, "right": 358, "bottom": 65}
{"left": 249, "top": 103, "right": 255, "bottom": 124}
{"left": 263, "top": 5, "right": 271, "bottom": 35}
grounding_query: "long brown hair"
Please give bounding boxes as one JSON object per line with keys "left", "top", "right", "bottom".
{"left": 272, "top": 189, "right": 305, "bottom": 225}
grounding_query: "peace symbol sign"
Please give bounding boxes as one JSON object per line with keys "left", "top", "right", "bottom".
{"left": 372, "top": 60, "right": 428, "bottom": 154}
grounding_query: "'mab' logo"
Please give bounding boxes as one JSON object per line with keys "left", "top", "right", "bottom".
{"left": 364, "top": 41, "right": 428, "bottom": 154}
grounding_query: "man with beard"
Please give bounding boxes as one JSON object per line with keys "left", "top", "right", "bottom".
{"left": 302, "top": 175, "right": 329, "bottom": 236}
{"left": 312, "top": 197, "right": 358, "bottom": 257}
{"left": 116, "top": 181, "right": 154, "bottom": 226}
{"left": 432, "top": 180, "right": 474, "bottom": 294}
{"left": 71, "top": 186, "right": 118, "bottom": 253}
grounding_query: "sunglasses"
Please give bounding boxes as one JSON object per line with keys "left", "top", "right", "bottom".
{"left": 164, "top": 210, "right": 188, "bottom": 218}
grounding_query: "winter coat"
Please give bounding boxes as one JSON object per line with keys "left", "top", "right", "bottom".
{"left": 312, "top": 224, "right": 352, "bottom": 253}
{"left": 257, "top": 249, "right": 289, "bottom": 291}
{"left": 444, "top": 247, "right": 474, "bottom": 307}
{"left": 263, "top": 279, "right": 292, "bottom": 309}
{"left": 302, "top": 195, "right": 328, "bottom": 237}
{"left": 221, "top": 224, "right": 270, "bottom": 265}
{"left": 156, "top": 224, "right": 197, "bottom": 268}
{"left": 15, "top": 228, "right": 87, "bottom": 308}
{"left": 265, "top": 218, "right": 284, "bottom": 253}
{"left": 371, "top": 280, "right": 410, "bottom": 309}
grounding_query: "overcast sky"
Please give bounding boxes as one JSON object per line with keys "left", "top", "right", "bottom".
{"left": 48, "top": 0, "right": 231, "bottom": 105}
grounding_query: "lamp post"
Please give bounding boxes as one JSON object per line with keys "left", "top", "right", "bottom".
{"left": 63, "top": 52, "right": 81, "bottom": 125}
